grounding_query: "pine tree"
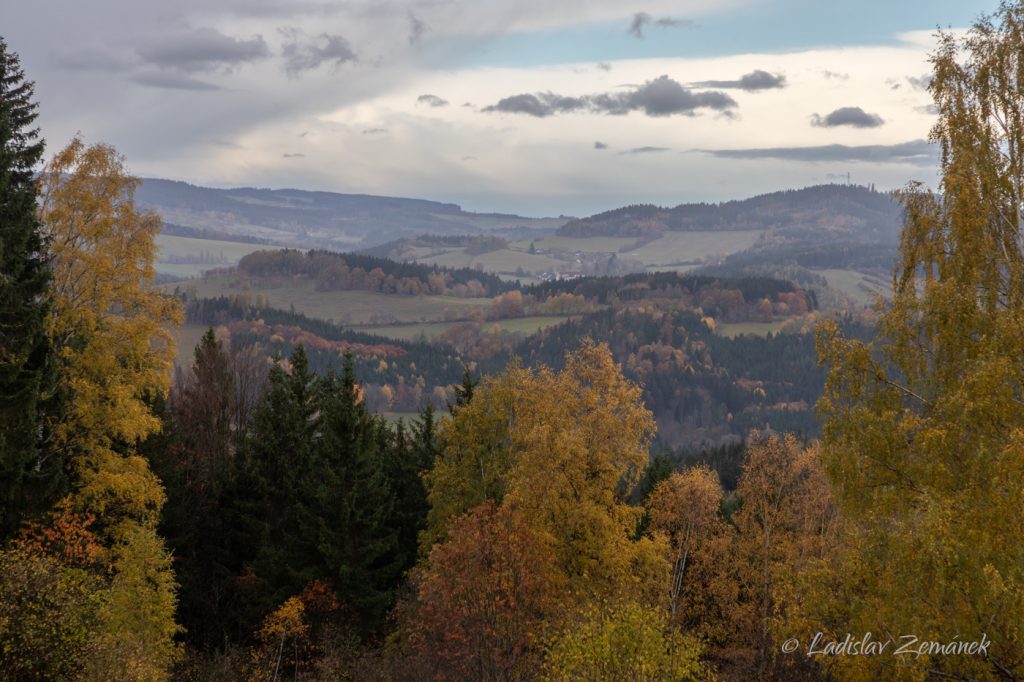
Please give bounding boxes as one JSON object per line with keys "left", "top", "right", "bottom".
{"left": 311, "top": 353, "right": 399, "bottom": 632}
{"left": 0, "top": 38, "right": 59, "bottom": 539}
{"left": 230, "top": 345, "right": 319, "bottom": 626}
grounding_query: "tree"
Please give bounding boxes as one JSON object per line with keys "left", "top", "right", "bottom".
{"left": 0, "top": 38, "right": 59, "bottom": 539}
{"left": 646, "top": 466, "right": 727, "bottom": 624}
{"left": 543, "top": 601, "right": 708, "bottom": 682}
{"left": 407, "top": 502, "right": 559, "bottom": 681}
{"left": 815, "top": 4, "right": 1024, "bottom": 679}
{"left": 37, "top": 137, "right": 182, "bottom": 536}
{"left": 32, "top": 138, "right": 183, "bottom": 679}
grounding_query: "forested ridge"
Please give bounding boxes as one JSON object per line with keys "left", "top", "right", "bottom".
{"left": 3, "top": 6, "right": 1024, "bottom": 681}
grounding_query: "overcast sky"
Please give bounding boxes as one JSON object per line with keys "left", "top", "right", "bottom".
{"left": 4, "top": 0, "right": 993, "bottom": 216}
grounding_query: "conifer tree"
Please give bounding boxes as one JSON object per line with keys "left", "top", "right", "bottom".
{"left": 311, "top": 353, "right": 399, "bottom": 632}
{"left": 0, "top": 38, "right": 59, "bottom": 539}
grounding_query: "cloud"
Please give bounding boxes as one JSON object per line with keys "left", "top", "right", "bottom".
{"left": 408, "top": 13, "right": 427, "bottom": 46}
{"left": 811, "top": 106, "right": 884, "bottom": 128}
{"left": 483, "top": 75, "right": 735, "bottom": 118}
{"left": 906, "top": 74, "right": 932, "bottom": 90}
{"left": 283, "top": 152, "right": 306, "bottom": 158}
{"left": 700, "top": 139, "right": 935, "bottom": 164}
{"left": 362, "top": 128, "right": 388, "bottom": 135}
{"left": 692, "top": 69, "right": 786, "bottom": 91}
{"left": 137, "top": 27, "right": 269, "bottom": 72}
{"left": 822, "top": 70, "right": 849, "bottom": 80}
{"left": 627, "top": 12, "right": 694, "bottom": 38}
{"left": 417, "top": 93, "right": 449, "bottom": 107}
{"left": 280, "top": 28, "right": 356, "bottom": 76}
{"left": 916, "top": 103, "right": 939, "bottom": 115}
{"left": 596, "top": 62, "right": 612, "bottom": 71}
{"left": 129, "top": 72, "right": 224, "bottom": 90}
{"left": 620, "top": 146, "right": 670, "bottom": 155}
{"left": 594, "top": 141, "right": 609, "bottom": 149}
{"left": 482, "top": 92, "right": 587, "bottom": 117}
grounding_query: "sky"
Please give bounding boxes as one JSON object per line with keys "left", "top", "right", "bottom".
{"left": 4, "top": 0, "right": 995, "bottom": 217}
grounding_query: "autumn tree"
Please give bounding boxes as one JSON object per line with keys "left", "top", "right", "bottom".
{"left": 815, "top": 4, "right": 1024, "bottom": 678}
{"left": 0, "top": 38, "right": 60, "bottom": 539}
{"left": 28, "top": 137, "right": 184, "bottom": 680}
{"left": 646, "top": 466, "right": 729, "bottom": 627}
{"left": 407, "top": 502, "right": 560, "bottom": 680}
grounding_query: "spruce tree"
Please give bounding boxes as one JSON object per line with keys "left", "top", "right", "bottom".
{"left": 229, "top": 345, "right": 318, "bottom": 626}
{"left": 312, "top": 352, "right": 399, "bottom": 632}
{"left": 0, "top": 38, "right": 59, "bottom": 539}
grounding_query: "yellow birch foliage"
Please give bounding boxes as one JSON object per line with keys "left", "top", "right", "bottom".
{"left": 811, "top": 7, "right": 1024, "bottom": 679}
{"left": 38, "top": 137, "right": 181, "bottom": 534}
{"left": 424, "top": 341, "right": 666, "bottom": 605}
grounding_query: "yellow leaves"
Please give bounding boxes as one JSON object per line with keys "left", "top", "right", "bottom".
{"left": 37, "top": 137, "right": 181, "bottom": 535}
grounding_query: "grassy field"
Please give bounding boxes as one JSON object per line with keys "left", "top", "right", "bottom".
{"left": 415, "top": 247, "right": 565, "bottom": 274}
{"left": 716, "top": 320, "right": 789, "bottom": 338}
{"left": 155, "top": 234, "right": 277, "bottom": 278}
{"left": 360, "top": 315, "right": 574, "bottom": 341}
{"left": 171, "top": 276, "right": 493, "bottom": 325}
{"left": 625, "top": 230, "right": 763, "bottom": 267}
{"left": 816, "top": 268, "right": 890, "bottom": 306}
{"left": 515, "top": 236, "right": 637, "bottom": 253}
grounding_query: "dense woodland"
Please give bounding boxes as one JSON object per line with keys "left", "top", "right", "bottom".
{"left": 4, "top": 6, "right": 1024, "bottom": 681}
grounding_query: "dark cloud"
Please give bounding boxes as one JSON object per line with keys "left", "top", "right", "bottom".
{"left": 417, "top": 93, "right": 449, "bottom": 107}
{"left": 627, "top": 12, "right": 693, "bottom": 38}
{"left": 906, "top": 74, "right": 932, "bottom": 90}
{"left": 811, "top": 106, "right": 884, "bottom": 128}
{"left": 916, "top": 103, "right": 940, "bottom": 115}
{"left": 362, "top": 128, "right": 387, "bottom": 135}
{"left": 281, "top": 28, "right": 356, "bottom": 76}
{"left": 408, "top": 13, "right": 427, "bottom": 46}
{"left": 596, "top": 62, "right": 612, "bottom": 71}
{"left": 483, "top": 75, "right": 735, "bottom": 118}
{"left": 620, "top": 146, "right": 670, "bottom": 155}
{"left": 130, "top": 72, "right": 224, "bottom": 91}
{"left": 822, "top": 70, "right": 849, "bottom": 80}
{"left": 482, "top": 92, "right": 587, "bottom": 117}
{"left": 692, "top": 69, "right": 786, "bottom": 91}
{"left": 283, "top": 152, "right": 306, "bottom": 158}
{"left": 700, "top": 139, "right": 935, "bottom": 164}
{"left": 137, "top": 27, "right": 269, "bottom": 72}
{"left": 594, "top": 141, "right": 609, "bottom": 150}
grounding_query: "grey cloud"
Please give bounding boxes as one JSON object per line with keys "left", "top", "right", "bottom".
{"left": 811, "top": 106, "right": 884, "bottom": 128}
{"left": 362, "top": 128, "right": 387, "bottom": 135}
{"left": 482, "top": 92, "right": 587, "bottom": 117}
{"left": 130, "top": 72, "right": 224, "bottom": 91}
{"left": 628, "top": 12, "right": 693, "bottom": 38}
{"left": 483, "top": 75, "right": 735, "bottom": 118}
{"left": 408, "top": 13, "right": 427, "bottom": 45}
{"left": 138, "top": 27, "right": 269, "bottom": 72}
{"left": 417, "top": 94, "right": 449, "bottom": 107}
{"left": 281, "top": 28, "right": 356, "bottom": 76}
{"left": 692, "top": 70, "right": 786, "bottom": 91}
{"left": 594, "top": 141, "right": 609, "bottom": 149}
{"left": 907, "top": 74, "right": 932, "bottom": 90}
{"left": 620, "top": 146, "right": 670, "bottom": 155}
{"left": 822, "top": 70, "right": 848, "bottom": 80}
{"left": 700, "top": 139, "right": 935, "bottom": 164}
{"left": 596, "top": 61, "right": 612, "bottom": 71}
{"left": 283, "top": 152, "right": 306, "bottom": 158}
{"left": 916, "top": 103, "right": 939, "bottom": 115}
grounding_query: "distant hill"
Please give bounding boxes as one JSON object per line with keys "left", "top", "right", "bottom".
{"left": 136, "top": 178, "right": 567, "bottom": 249}
{"left": 558, "top": 184, "right": 903, "bottom": 244}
